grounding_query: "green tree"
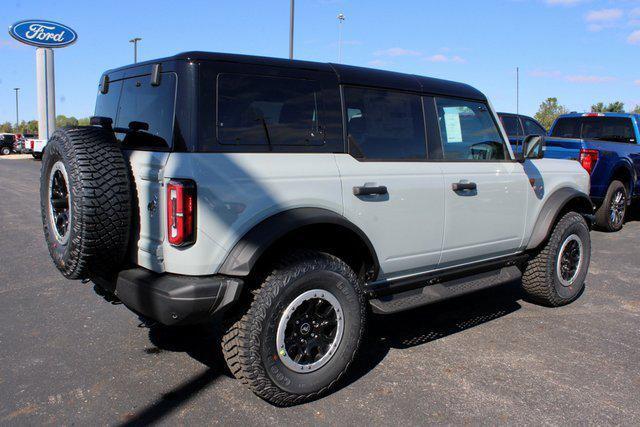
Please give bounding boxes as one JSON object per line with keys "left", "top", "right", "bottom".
{"left": 78, "top": 117, "right": 91, "bottom": 126}
{"left": 632, "top": 105, "right": 640, "bottom": 114}
{"left": 534, "top": 97, "right": 568, "bottom": 130}
{"left": 591, "top": 101, "right": 625, "bottom": 113}
{"left": 55, "top": 115, "right": 80, "bottom": 128}
{"left": 0, "top": 122, "right": 14, "bottom": 133}
{"left": 28, "top": 120, "right": 38, "bottom": 134}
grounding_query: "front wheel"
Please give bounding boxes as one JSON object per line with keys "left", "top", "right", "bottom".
{"left": 595, "top": 180, "right": 627, "bottom": 232}
{"left": 1, "top": 147, "right": 10, "bottom": 155}
{"left": 222, "top": 251, "right": 366, "bottom": 406}
{"left": 521, "top": 211, "right": 591, "bottom": 307}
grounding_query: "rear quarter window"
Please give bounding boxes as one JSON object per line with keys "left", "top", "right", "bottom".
{"left": 216, "top": 74, "right": 325, "bottom": 147}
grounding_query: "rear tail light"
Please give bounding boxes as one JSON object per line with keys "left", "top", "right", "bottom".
{"left": 582, "top": 113, "right": 605, "bottom": 117}
{"left": 30, "top": 140, "right": 34, "bottom": 150}
{"left": 579, "top": 149, "right": 599, "bottom": 175}
{"left": 167, "top": 179, "right": 196, "bottom": 247}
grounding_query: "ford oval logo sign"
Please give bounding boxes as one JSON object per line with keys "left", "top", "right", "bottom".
{"left": 8, "top": 20, "right": 77, "bottom": 48}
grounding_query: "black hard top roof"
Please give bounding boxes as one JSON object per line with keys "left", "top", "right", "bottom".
{"left": 105, "top": 51, "right": 486, "bottom": 101}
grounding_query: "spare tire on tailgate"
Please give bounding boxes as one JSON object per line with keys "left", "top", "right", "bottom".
{"left": 40, "top": 126, "right": 131, "bottom": 280}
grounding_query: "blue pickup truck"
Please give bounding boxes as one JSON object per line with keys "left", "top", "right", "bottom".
{"left": 544, "top": 113, "right": 640, "bottom": 231}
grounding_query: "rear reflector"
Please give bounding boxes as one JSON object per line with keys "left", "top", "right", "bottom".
{"left": 579, "top": 149, "right": 599, "bottom": 175}
{"left": 167, "top": 179, "right": 196, "bottom": 246}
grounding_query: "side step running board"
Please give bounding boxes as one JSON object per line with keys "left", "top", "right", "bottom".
{"left": 369, "top": 265, "right": 522, "bottom": 314}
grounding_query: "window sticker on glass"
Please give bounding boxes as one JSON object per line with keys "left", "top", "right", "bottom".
{"left": 443, "top": 107, "right": 463, "bottom": 143}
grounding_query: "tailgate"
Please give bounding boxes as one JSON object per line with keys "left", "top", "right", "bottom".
{"left": 544, "top": 137, "right": 583, "bottom": 161}
{"left": 123, "top": 150, "right": 170, "bottom": 272}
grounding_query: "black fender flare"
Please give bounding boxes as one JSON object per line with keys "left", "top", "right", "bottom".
{"left": 218, "top": 207, "right": 380, "bottom": 277}
{"left": 526, "top": 187, "right": 594, "bottom": 250}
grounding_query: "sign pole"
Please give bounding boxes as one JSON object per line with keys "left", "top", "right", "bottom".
{"left": 36, "top": 47, "right": 56, "bottom": 140}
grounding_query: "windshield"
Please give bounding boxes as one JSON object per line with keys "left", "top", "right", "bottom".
{"left": 551, "top": 117, "right": 636, "bottom": 144}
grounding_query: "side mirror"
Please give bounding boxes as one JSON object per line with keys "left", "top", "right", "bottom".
{"left": 517, "top": 134, "right": 545, "bottom": 163}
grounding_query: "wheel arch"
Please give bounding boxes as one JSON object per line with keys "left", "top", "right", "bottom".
{"left": 218, "top": 207, "right": 380, "bottom": 280}
{"left": 526, "top": 187, "right": 594, "bottom": 250}
{"left": 608, "top": 161, "right": 636, "bottom": 195}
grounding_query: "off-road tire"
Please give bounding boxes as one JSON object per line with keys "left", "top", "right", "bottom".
{"left": 521, "top": 212, "right": 590, "bottom": 307}
{"left": 595, "top": 180, "right": 627, "bottom": 232}
{"left": 40, "top": 126, "right": 131, "bottom": 280}
{"left": 222, "top": 251, "right": 367, "bottom": 406}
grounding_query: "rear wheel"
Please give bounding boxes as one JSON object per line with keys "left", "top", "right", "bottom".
{"left": 521, "top": 212, "right": 590, "bottom": 307}
{"left": 222, "top": 251, "right": 366, "bottom": 406}
{"left": 595, "top": 180, "right": 627, "bottom": 232}
{"left": 1, "top": 147, "right": 10, "bottom": 155}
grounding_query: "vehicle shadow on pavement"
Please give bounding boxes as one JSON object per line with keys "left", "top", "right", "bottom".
{"left": 118, "top": 323, "right": 227, "bottom": 426}
{"left": 342, "top": 280, "right": 524, "bottom": 390}
{"left": 118, "top": 280, "right": 524, "bottom": 423}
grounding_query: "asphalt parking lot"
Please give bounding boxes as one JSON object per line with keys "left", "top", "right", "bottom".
{"left": 1, "top": 157, "right": 639, "bottom": 425}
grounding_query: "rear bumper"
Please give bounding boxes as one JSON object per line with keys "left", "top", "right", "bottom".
{"left": 112, "top": 268, "right": 244, "bottom": 325}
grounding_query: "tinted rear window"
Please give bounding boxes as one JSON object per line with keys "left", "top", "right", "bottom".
{"left": 94, "top": 73, "right": 177, "bottom": 150}
{"left": 216, "top": 74, "right": 324, "bottom": 147}
{"left": 551, "top": 117, "right": 636, "bottom": 143}
{"left": 344, "top": 87, "right": 426, "bottom": 161}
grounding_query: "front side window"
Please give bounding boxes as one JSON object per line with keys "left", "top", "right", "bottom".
{"left": 114, "top": 73, "right": 177, "bottom": 150}
{"left": 500, "top": 115, "right": 522, "bottom": 137}
{"left": 522, "top": 117, "right": 546, "bottom": 135}
{"left": 435, "top": 98, "right": 506, "bottom": 161}
{"left": 344, "top": 87, "right": 426, "bottom": 160}
{"left": 217, "top": 74, "right": 324, "bottom": 146}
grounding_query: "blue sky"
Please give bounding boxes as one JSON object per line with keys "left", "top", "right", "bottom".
{"left": 1, "top": 0, "right": 639, "bottom": 124}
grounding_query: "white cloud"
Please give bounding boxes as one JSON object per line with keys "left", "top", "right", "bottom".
{"left": 564, "top": 74, "right": 616, "bottom": 83}
{"left": 628, "top": 30, "right": 640, "bottom": 44}
{"left": 634, "top": 80, "right": 640, "bottom": 86}
{"left": 585, "top": 8, "right": 622, "bottom": 31}
{"left": 425, "top": 54, "right": 448, "bottom": 62}
{"left": 530, "top": 69, "right": 615, "bottom": 84}
{"left": 374, "top": 47, "right": 421, "bottom": 57}
{"left": 585, "top": 9, "right": 622, "bottom": 22}
{"left": 529, "top": 69, "right": 563, "bottom": 78}
{"left": 545, "top": 0, "right": 586, "bottom": 6}
{"left": 425, "top": 54, "right": 466, "bottom": 63}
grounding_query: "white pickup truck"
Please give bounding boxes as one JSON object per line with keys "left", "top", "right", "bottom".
{"left": 25, "top": 138, "right": 47, "bottom": 159}
{"left": 39, "top": 52, "right": 594, "bottom": 406}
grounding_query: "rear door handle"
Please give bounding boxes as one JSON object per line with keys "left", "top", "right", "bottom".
{"left": 353, "top": 185, "right": 388, "bottom": 196}
{"left": 451, "top": 181, "right": 477, "bottom": 191}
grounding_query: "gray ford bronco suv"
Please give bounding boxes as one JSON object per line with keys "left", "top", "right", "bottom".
{"left": 41, "top": 52, "right": 593, "bottom": 406}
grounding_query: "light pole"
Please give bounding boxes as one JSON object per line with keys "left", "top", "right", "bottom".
{"left": 337, "top": 13, "right": 345, "bottom": 63}
{"left": 13, "top": 88, "right": 20, "bottom": 132}
{"left": 129, "top": 37, "right": 142, "bottom": 64}
{"left": 289, "top": 0, "right": 295, "bottom": 59}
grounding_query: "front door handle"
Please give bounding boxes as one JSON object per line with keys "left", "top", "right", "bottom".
{"left": 452, "top": 181, "right": 477, "bottom": 191}
{"left": 353, "top": 185, "right": 388, "bottom": 196}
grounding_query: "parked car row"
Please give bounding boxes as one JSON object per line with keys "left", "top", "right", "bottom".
{"left": 0, "top": 132, "right": 45, "bottom": 158}
{"left": 498, "top": 112, "right": 640, "bottom": 232}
